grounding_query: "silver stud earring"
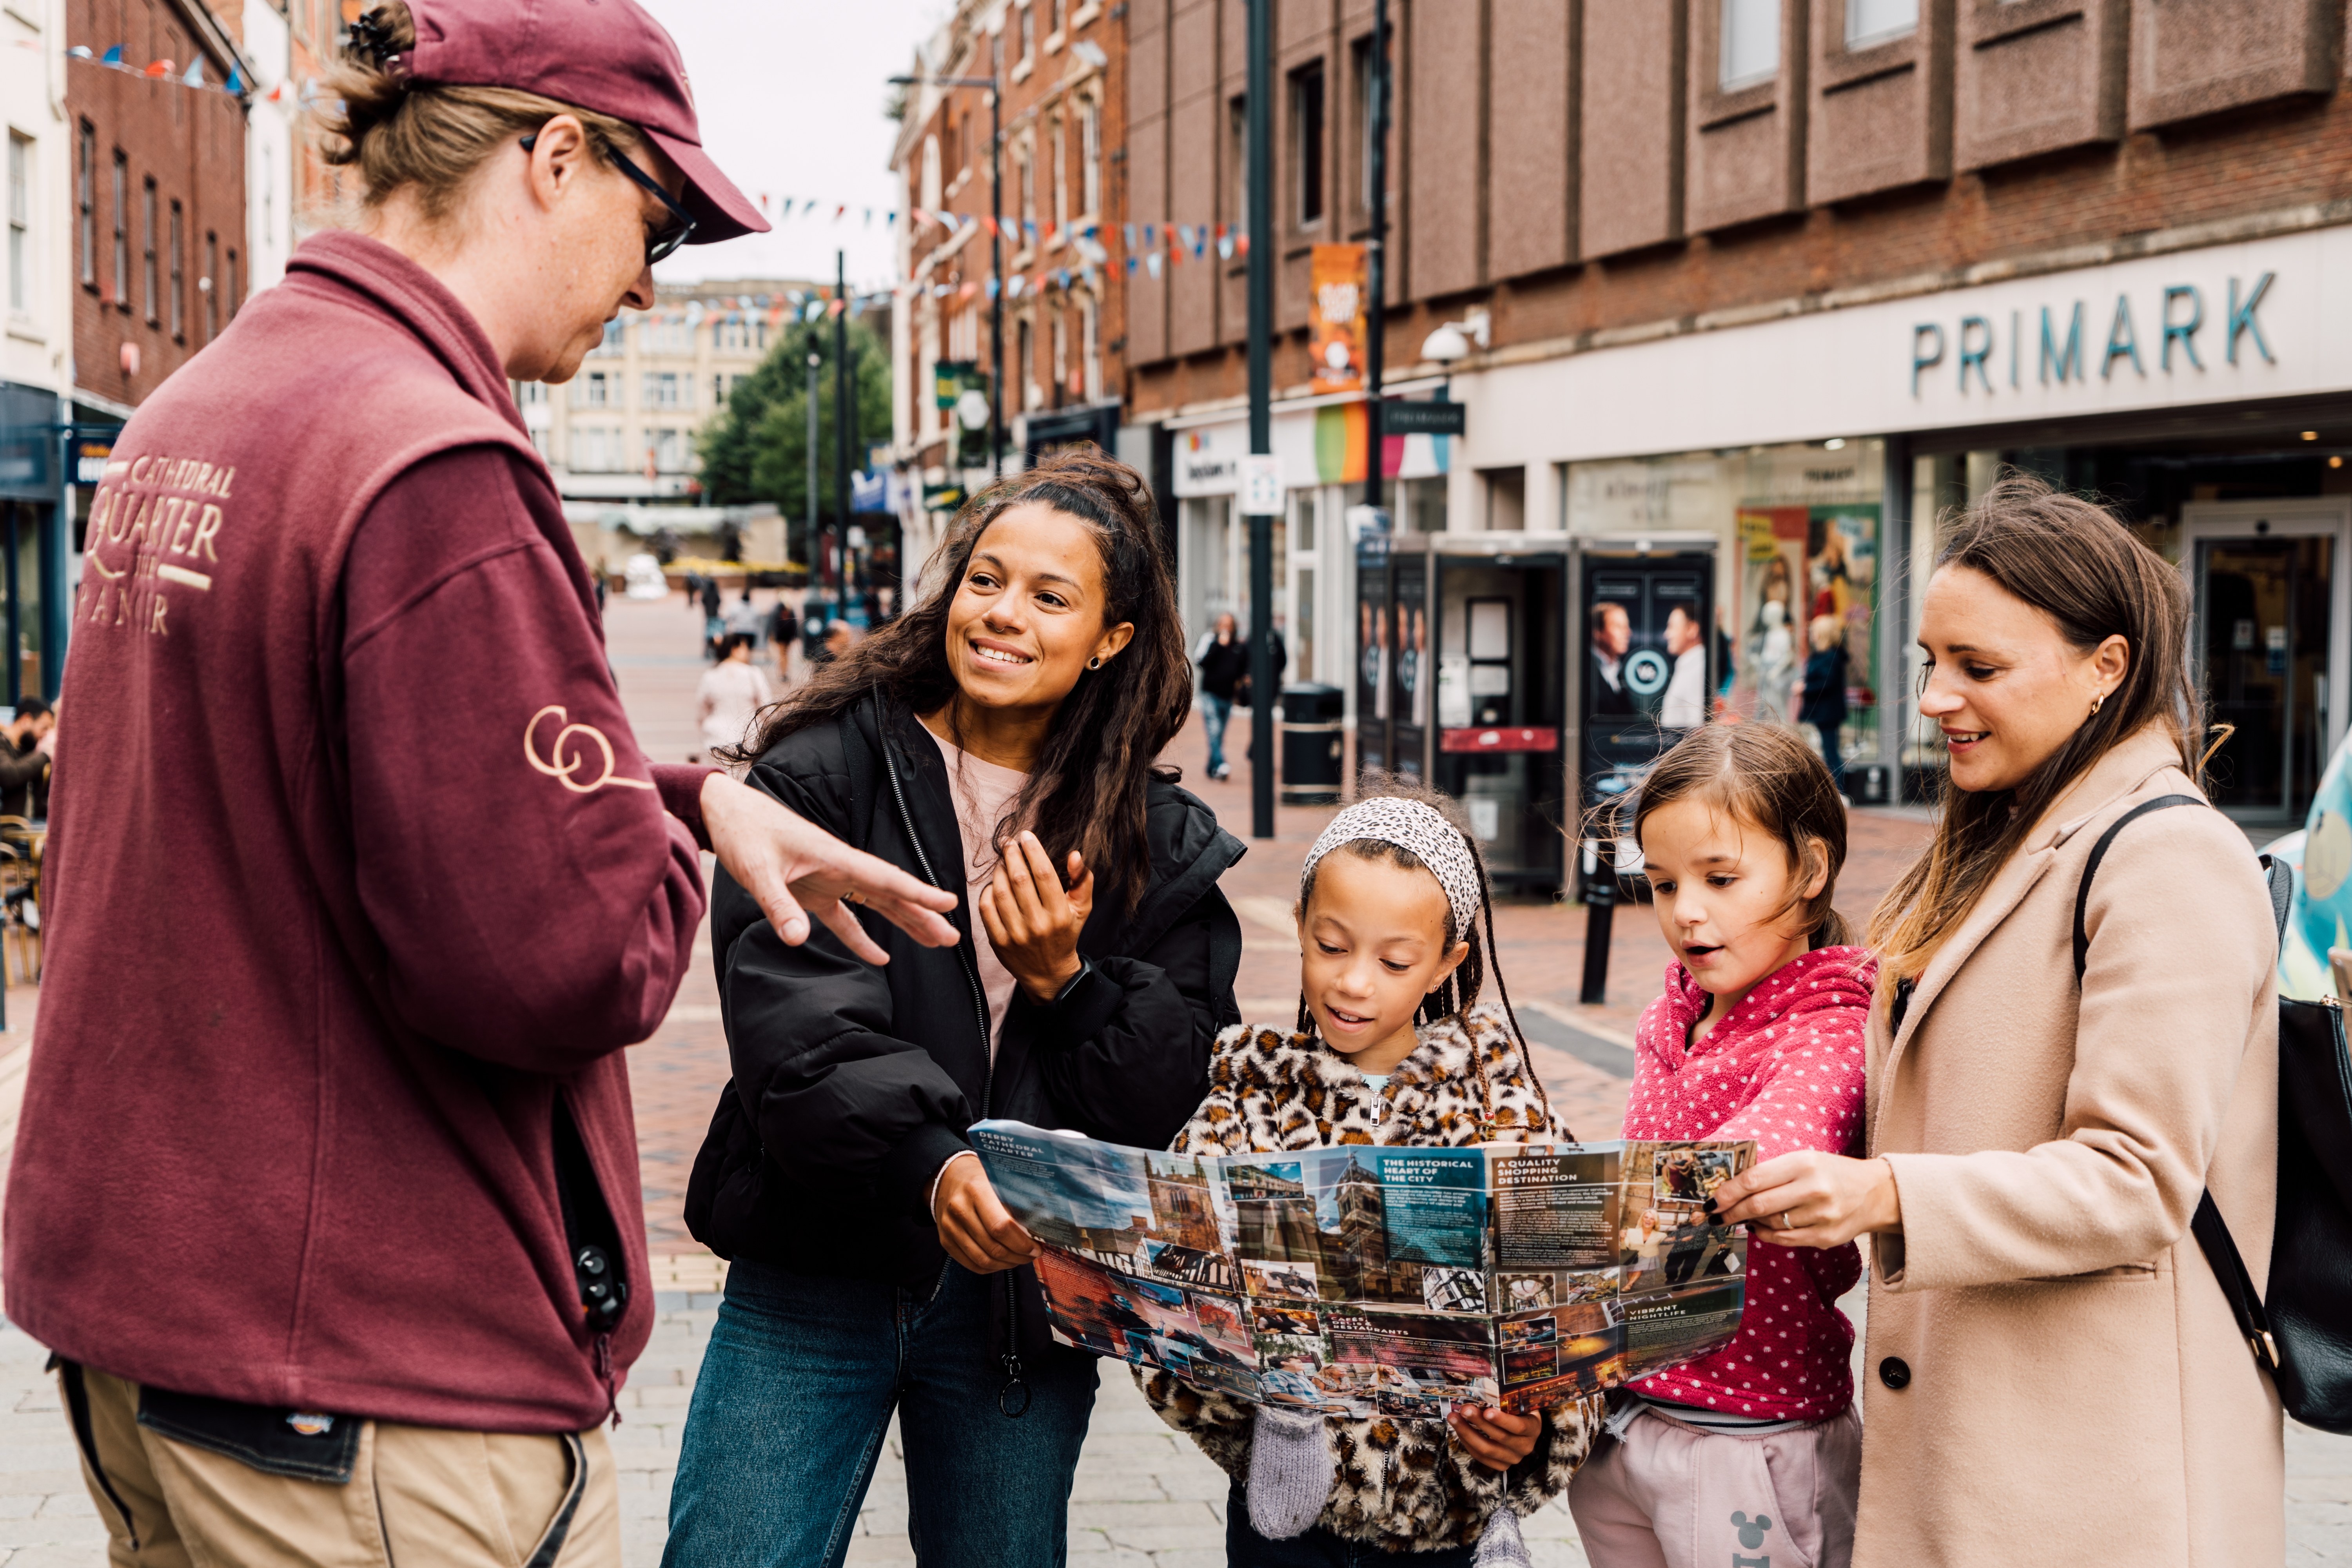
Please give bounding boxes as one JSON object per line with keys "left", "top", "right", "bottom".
{"left": 1088, "top": 656, "right": 1103, "bottom": 670}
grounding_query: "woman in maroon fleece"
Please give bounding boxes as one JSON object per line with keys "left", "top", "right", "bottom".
{"left": 0, "top": 4, "right": 953, "bottom": 1564}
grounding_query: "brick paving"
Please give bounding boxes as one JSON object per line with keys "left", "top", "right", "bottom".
{"left": 0, "top": 592, "right": 2338, "bottom": 1563}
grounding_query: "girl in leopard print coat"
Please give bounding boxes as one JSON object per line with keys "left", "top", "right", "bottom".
{"left": 1138, "top": 784, "right": 1604, "bottom": 1561}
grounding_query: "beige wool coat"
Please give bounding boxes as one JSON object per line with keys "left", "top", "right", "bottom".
{"left": 1857, "top": 726, "right": 2283, "bottom": 1566}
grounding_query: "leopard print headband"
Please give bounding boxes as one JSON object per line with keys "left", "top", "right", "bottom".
{"left": 1301, "top": 797, "right": 1483, "bottom": 938}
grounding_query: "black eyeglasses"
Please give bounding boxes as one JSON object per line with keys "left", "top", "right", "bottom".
{"left": 521, "top": 131, "right": 697, "bottom": 265}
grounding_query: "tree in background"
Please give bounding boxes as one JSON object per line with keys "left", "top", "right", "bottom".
{"left": 698, "top": 317, "right": 892, "bottom": 566}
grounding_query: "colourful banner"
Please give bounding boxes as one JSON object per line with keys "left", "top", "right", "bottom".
{"left": 1310, "top": 245, "right": 1368, "bottom": 396}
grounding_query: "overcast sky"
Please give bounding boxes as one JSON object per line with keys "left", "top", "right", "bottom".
{"left": 644, "top": 0, "right": 953, "bottom": 294}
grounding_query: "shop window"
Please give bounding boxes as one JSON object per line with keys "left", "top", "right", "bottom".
{"left": 1565, "top": 440, "right": 1887, "bottom": 766}
{"left": 1350, "top": 31, "right": 1392, "bottom": 220}
{"left": 1720, "top": 0, "right": 1779, "bottom": 90}
{"left": 76, "top": 123, "right": 93, "bottom": 289}
{"left": 1401, "top": 477, "right": 1448, "bottom": 534}
{"left": 1291, "top": 60, "right": 1326, "bottom": 229}
{"left": 1482, "top": 467, "right": 1525, "bottom": 532}
{"left": 643, "top": 372, "right": 683, "bottom": 408}
{"left": 1229, "top": 97, "right": 1249, "bottom": 229}
{"left": 1079, "top": 98, "right": 1102, "bottom": 216}
{"left": 7, "top": 134, "right": 28, "bottom": 314}
{"left": 111, "top": 152, "right": 127, "bottom": 311}
{"left": 1050, "top": 113, "right": 1067, "bottom": 232}
{"left": 1080, "top": 294, "right": 1101, "bottom": 401}
{"left": 142, "top": 180, "right": 157, "bottom": 324}
{"left": 203, "top": 232, "right": 218, "bottom": 343}
{"left": 168, "top": 200, "right": 183, "bottom": 341}
{"left": 1844, "top": 0, "right": 1916, "bottom": 49}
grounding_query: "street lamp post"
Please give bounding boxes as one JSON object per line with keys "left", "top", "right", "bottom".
{"left": 1245, "top": 0, "right": 1274, "bottom": 840}
{"left": 805, "top": 347, "right": 821, "bottom": 575}
{"left": 1363, "top": 0, "right": 1388, "bottom": 515}
{"left": 890, "top": 69, "right": 1005, "bottom": 477}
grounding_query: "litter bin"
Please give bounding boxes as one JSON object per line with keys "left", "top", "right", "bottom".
{"left": 1281, "top": 683, "right": 1345, "bottom": 805}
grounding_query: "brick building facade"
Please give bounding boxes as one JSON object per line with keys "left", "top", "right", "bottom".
{"left": 889, "top": 0, "right": 1128, "bottom": 537}
{"left": 1115, "top": 0, "right": 2352, "bottom": 865}
{"left": 65, "top": 0, "right": 249, "bottom": 412}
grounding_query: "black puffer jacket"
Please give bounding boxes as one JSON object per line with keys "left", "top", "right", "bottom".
{"left": 686, "top": 692, "right": 1245, "bottom": 1315}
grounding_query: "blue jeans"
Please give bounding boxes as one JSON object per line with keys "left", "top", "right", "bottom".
{"left": 1225, "top": 1480, "right": 1479, "bottom": 1566}
{"left": 1203, "top": 694, "right": 1234, "bottom": 776}
{"left": 662, "top": 1259, "right": 1099, "bottom": 1568}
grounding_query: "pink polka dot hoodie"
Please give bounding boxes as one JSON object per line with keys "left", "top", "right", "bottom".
{"left": 1622, "top": 944, "right": 1875, "bottom": 1422}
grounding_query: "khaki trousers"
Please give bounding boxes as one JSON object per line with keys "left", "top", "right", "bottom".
{"left": 60, "top": 1365, "right": 620, "bottom": 1568}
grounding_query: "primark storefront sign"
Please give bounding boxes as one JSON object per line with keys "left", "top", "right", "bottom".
{"left": 1910, "top": 272, "right": 2275, "bottom": 398}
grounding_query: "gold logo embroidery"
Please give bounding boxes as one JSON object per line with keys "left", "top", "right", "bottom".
{"left": 524, "top": 705, "right": 657, "bottom": 794}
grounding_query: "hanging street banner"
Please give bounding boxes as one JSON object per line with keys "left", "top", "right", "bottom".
{"left": 1310, "top": 245, "right": 1368, "bottom": 396}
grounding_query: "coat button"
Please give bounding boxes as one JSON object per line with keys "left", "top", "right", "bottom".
{"left": 1879, "top": 1357, "right": 1911, "bottom": 1390}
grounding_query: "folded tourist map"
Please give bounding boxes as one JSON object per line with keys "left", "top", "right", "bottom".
{"left": 970, "top": 1121, "right": 1758, "bottom": 1417}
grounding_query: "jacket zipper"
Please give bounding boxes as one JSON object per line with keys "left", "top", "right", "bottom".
{"left": 877, "top": 702, "right": 1031, "bottom": 1418}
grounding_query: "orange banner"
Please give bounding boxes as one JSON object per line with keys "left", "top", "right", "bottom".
{"left": 1309, "top": 244, "right": 1368, "bottom": 395}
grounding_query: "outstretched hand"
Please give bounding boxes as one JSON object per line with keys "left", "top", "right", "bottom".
{"left": 699, "top": 772, "right": 959, "bottom": 962}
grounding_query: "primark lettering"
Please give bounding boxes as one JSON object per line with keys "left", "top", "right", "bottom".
{"left": 1909, "top": 271, "right": 2276, "bottom": 397}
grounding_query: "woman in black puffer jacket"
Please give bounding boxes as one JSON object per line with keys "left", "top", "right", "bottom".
{"left": 666, "top": 452, "right": 1243, "bottom": 1568}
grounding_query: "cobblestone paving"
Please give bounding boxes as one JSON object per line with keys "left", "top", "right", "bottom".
{"left": 0, "top": 594, "right": 2340, "bottom": 1564}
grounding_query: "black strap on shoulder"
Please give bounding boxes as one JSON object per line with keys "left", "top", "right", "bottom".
{"left": 2191, "top": 1189, "right": 2281, "bottom": 1370}
{"left": 2071, "top": 794, "right": 2205, "bottom": 981}
{"left": 2071, "top": 790, "right": 2282, "bottom": 1372}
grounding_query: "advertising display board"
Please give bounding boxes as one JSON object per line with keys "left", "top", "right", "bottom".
{"left": 1579, "top": 545, "right": 1715, "bottom": 883}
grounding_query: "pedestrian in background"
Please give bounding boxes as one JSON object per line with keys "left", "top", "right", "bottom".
{"left": 726, "top": 584, "right": 764, "bottom": 647}
{"left": 1196, "top": 610, "right": 1246, "bottom": 780}
{"left": 663, "top": 451, "right": 1243, "bottom": 1568}
{"left": 0, "top": 6, "right": 957, "bottom": 1565}
{"left": 1799, "top": 615, "right": 1851, "bottom": 799}
{"left": 769, "top": 597, "right": 801, "bottom": 686}
{"left": 0, "top": 697, "right": 54, "bottom": 820}
{"left": 1710, "top": 476, "right": 2282, "bottom": 1566}
{"left": 697, "top": 632, "right": 774, "bottom": 768}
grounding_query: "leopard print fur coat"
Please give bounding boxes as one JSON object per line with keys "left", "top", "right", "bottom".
{"left": 1136, "top": 1003, "right": 1605, "bottom": 1551}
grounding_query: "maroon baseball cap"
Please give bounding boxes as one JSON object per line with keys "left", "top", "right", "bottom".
{"left": 402, "top": 0, "right": 769, "bottom": 244}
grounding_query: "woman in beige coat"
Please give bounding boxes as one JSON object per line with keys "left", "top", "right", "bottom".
{"left": 1711, "top": 476, "right": 2283, "bottom": 1566}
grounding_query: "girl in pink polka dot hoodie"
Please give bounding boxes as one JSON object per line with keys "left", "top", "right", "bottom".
{"left": 1568, "top": 723, "right": 1872, "bottom": 1568}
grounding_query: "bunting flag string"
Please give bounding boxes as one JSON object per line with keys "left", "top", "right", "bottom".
{"left": 68, "top": 42, "right": 258, "bottom": 100}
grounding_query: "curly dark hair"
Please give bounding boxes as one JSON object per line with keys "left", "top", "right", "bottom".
{"left": 735, "top": 449, "right": 1191, "bottom": 912}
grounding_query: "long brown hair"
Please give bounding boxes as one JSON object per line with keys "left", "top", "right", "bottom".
{"left": 737, "top": 449, "right": 1191, "bottom": 912}
{"left": 1871, "top": 473, "right": 2199, "bottom": 984}
{"left": 1626, "top": 724, "right": 1854, "bottom": 948}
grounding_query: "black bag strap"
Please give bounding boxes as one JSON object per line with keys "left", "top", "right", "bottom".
{"left": 2071, "top": 794, "right": 2206, "bottom": 981}
{"left": 2072, "top": 791, "right": 2283, "bottom": 1371}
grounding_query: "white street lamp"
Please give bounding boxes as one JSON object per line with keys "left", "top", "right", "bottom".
{"left": 1420, "top": 322, "right": 1471, "bottom": 365}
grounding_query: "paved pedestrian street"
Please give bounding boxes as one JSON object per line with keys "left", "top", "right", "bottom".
{"left": 0, "top": 593, "right": 2339, "bottom": 1564}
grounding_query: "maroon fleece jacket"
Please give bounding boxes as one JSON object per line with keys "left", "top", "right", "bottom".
{"left": 2, "top": 232, "right": 716, "bottom": 1432}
